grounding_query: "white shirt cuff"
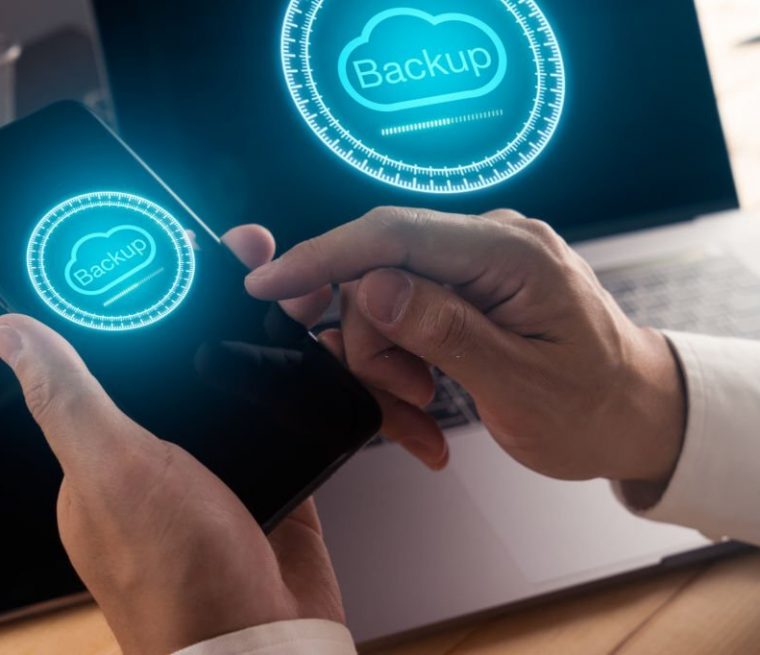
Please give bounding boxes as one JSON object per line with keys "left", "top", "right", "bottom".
{"left": 615, "top": 332, "right": 760, "bottom": 545}
{"left": 173, "top": 619, "right": 357, "bottom": 655}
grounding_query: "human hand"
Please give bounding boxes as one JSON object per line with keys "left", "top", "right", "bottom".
{"left": 0, "top": 227, "right": 344, "bottom": 655}
{"left": 244, "top": 207, "right": 687, "bottom": 486}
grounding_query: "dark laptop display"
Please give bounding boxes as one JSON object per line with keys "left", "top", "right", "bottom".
{"left": 92, "top": 0, "right": 737, "bottom": 249}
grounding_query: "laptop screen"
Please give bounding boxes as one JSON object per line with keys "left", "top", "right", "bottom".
{"left": 93, "top": 0, "right": 738, "bottom": 248}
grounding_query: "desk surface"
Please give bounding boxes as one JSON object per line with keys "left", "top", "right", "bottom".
{"left": 2, "top": 551, "right": 760, "bottom": 655}
{"left": 370, "top": 552, "right": 760, "bottom": 655}
{"left": 1, "top": 1, "right": 759, "bottom": 654}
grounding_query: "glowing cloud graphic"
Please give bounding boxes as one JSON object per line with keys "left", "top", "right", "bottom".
{"left": 64, "top": 225, "right": 157, "bottom": 296}
{"left": 338, "top": 9, "right": 508, "bottom": 113}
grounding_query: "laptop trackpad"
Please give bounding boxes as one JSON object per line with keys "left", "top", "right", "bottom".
{"left": 317, "top": 429, "right": 706, "bottom": 642}
{"left": 317, "top": 435, "right": 533, "bottom": 639}
{"left": 448, "top": 428, "right": 706, "bottom": 583}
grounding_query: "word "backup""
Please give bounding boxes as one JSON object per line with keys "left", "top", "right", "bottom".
{"left": 352, "top": 47, "right": 494, "bottom": 90}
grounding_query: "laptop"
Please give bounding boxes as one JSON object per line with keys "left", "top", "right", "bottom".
{"left": 52, "top": 0, "right": 760, "bottom": 644}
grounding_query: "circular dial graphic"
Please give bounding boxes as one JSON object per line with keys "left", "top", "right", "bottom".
{"left": 27, "top": 191, "right": 196, "bottom": 332}
{"left": 282, "top": 0, "right": 565, "bottom": 194}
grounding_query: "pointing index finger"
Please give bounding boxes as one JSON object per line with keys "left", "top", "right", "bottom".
{"left": 245, "top": 207, "right": 527, "bottom": 300}
{"left": 221, "top": 224, "right": 276, "bottom": 271}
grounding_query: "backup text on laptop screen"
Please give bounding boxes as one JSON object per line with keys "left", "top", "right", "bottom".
{"left": 94, "top": 0, "right": 738, "bottom": 246}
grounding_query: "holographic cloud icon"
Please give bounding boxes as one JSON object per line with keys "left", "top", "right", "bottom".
{"left": 64, "top": 225, "right": 157, "bottom": 296}
{"left": 338, "top": 9, "right": 508, "bottom": 113}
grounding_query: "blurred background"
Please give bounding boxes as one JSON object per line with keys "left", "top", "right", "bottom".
{"left": 0, "top": 0, "right": 111, "bottom": 123}
{"left": 0, "top": 0, "right": 758, "bottom": 209}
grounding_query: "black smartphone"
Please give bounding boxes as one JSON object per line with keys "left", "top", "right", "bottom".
{"left": 0, "top": 102, "right": 381, "bottom": 615}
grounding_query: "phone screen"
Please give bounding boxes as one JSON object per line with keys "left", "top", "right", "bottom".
{"left": 0, "top": 102, "right": 381, "bottom": 614}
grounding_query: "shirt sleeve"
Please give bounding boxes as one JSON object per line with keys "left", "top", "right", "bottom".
{"left": 615, "top": 332, "right": 760, "bottom": 545}
{"left": 172, "top": 619, "right": 357, "bottom": 655}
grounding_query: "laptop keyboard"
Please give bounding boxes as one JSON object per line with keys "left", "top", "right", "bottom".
{"left": 425, "top": 253, "right": 760, "bottom": 429}
{"left": 601, "top": 253, "right": 760, "bottom": 338}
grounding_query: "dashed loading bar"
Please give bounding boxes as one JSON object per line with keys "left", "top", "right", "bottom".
{"left": 381, "top": 108, "right": 505, "bottom": 137}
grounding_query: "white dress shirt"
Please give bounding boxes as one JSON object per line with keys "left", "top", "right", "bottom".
{"left": 618, "top": 332, "right": 760, "bottom": 544}
{"left": 173, "top": 620, "right": 357, "bottom": 655}
{"left": 176, "top": 331, "right": 760, "bottom": 655}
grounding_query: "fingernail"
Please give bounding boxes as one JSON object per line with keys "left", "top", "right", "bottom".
{"left": 247, "top": 259, "right": 279, "bottom": 280}
{"left": 422, "top": 440, "right": 450, "bottom": 471}
{"left": 245, "top": 262, "right": 279, "bottom": 296}
{"left": 402, "top": 434, "right": 449, "bottom": 471}
{"left": 0, "top": 325, "right": 22, "bottom": 368}
{"left": 363, "top": 270, "right": 412, "bottom": 325}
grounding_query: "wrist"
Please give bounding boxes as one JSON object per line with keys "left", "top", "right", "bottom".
{"left": 608, "top": 327, "right": 687, "bottom": 486}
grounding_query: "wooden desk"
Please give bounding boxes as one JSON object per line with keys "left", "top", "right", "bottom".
{"left": 1, "top": 1, "right": 758, "bottom": 653}
{"left": 1, "top": 552, "right": 760, "bottom": 655}
{"left": 369, "top": 552, "right": 760, "bottom": 655}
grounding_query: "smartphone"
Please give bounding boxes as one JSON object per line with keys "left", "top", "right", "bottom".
{"left": 0, "top": 102, "right": 381, "bottom": 616}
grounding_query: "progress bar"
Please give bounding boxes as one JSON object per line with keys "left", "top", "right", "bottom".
{"left": 103, "top": 267, "right": 166, "bottom": 308}
{"left": 381, "top": 109, "right": 505, "bottom": 137}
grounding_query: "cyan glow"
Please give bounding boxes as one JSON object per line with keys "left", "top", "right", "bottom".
{"left": 337, "top": 9, "right": 508, "bottom": 113}
{"left": 27, "top": 191, "right": 195, "bottom": 332}
{"left": 64, "top": 225, "right": 157, "bottom": 296}
{"left": 281, "top": 0, "right": 566, "bottom": 194}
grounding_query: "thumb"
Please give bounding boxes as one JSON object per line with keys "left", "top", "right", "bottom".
{"left": 0, "top": 314, "right": 148, "bottom": 477}
{"left": 356, "top": 269, "right": 517, "bottom": 397}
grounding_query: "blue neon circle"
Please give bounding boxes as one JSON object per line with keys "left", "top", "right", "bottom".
{"left": 27, "top": 192, "right": 196, "bottom": 332}
{"left": 281, "top": 0, "right": 566, "bottom": 194}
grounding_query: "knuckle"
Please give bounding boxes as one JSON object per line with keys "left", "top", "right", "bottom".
{"left": 523, "top": 218, "right": 559, "bottom": 242}
{"left": 421, "top": 299, "right": 471, "bottom": 355}
{"left": 373, "top": 206, "right": 435, "bottom": 236}
{"left": 24, "top": 373, "right": 95, "bottom": 429}
{"left": 521, "top": 220, "right": 574, "bottom": 265}
{"left": 365, "top": 205, "right": 408, "bottom": 228}
{"left": 24, "top": 376, "right": 62, "bottom": 422}
{"left": 486, "top": 208, "right": 526, "bottom": 222}
{"left": 405, "top": 207, "right": 437, "bottom": 231}
{"left": 367, "top": 207, "right": 409, "bottom": 251}
{"left": 370, "top": 206, "right": 438, "bottom": 266}
{"left": 574, "top": 252, "right": 599, "bottom": 281}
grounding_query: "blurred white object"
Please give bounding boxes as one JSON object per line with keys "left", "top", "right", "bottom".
{"left": 0, "top": 36, "right": 22, "bottom": 126}
{"left": 696, "top": 0, "right": 760, "bottom": 211}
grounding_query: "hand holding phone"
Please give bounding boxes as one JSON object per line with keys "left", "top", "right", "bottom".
{"left": 0, "top": 101, "right": 381, "bottom": 617}
{"left": 0, "top": 313, "right": 346, "bottom": 655}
